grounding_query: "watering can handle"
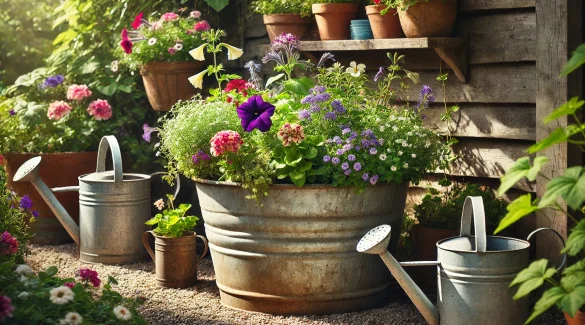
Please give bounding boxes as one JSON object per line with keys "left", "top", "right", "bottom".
{"left": 96, "top": 135, "right": 123, "bottom": 183}
{"left": 195, "top": 235, "right": 209, "bottom": 266}
{"left": 459, "top": 196, "right": 488, "bottom": 253}
{"left": 527, "top": 228, "right": 567, "bottom": 272}
{"left": 142, "top": 231, "right": 156, "bottom": 263}
{"left": 150, "top": 172, "right": 181, "bottom": 198}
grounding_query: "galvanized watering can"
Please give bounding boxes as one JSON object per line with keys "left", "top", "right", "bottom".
{"left": 357, "top": 196, "right": 566, "bottom": 325}
{"left": 13, "top": 135, "right": 175, "bottom": 265}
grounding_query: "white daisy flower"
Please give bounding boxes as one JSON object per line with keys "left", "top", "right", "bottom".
{"left": 49, "top": 286, "right": 75, "bottom": 305}
{"left": 173, "top": 43, "right": 183, "bottom": 51}
{"left": 391, "top": 166, "right": 397, "bottom": 171}
{"left": 60, "top": 312, "right": 83, "bottom": 325}
{"left": 402, "top": 141, "right": 408, "bottom": 147}
{"left": 379, "top": 154, "right": 387, "bottom": 161}
{"left": 379, "top": 126, "right": 385, "bottom": 132}
{"left": 15, "top": 265, "right": 33, "bottom": 276}
{"left": 148, "top": 37, "right": 157, "bottom": 45}
{"left": 398, "top": 151, "right": 403, "bottom": 156}
{"left": 113, "top": 305, "right": 132, "bottom": 320}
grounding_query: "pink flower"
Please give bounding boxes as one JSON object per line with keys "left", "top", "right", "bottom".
{"left": 66, "top": 84, "right": 92, "bottom": 101}
{"left": 167, "top": 47, "right": 176, "bottom": 55}
{"left": 190, "top": 11, "right": 201, "bottom": 19}
{"left": 0, "top": 231, "right": 18, "bottom": 255}
{"left": 0, "top": 296, "right": 14, "bottom": 321}
{"left": 47, "top": 101, "right": 73, "bottom": 120}
{"left": 132, "top": 12, "right": 144, "bottom": 29}
{"left": 120, "top": 28, "right": 133, "bottom": 54}
{"left": 210, "top": 131, "right": 243, "bottom": 157}
{"left": 64, "top": 282, "right": 75, "bottom": 288}
{"left": 77, "top": 268, "right": 101, "bottom": 287}
{"left": 160, "top": 12, "right": 179, "bottom": 21}
{"left": 277, "top": 123, "right": 305, "bottom": 146}
{"left": 150, "top": 21, "right": 162, "bottom": 30}
{"left": 194, "top": 20, "right": 211, "bottom": 32}
{"left": 87, "top": 99, "right": 113, "bottom": 121}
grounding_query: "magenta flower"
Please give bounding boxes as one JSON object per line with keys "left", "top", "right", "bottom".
{"left": 87, "top": 99, "right": 113, "bottom": 121}
{"left": 77, "top": 268, "right": 101, "bottom": 287}
{"left": 160, "top": 12, "right": 179, "bottom": 21}
{"left": 194, "top": 20, "right": 211, "bottom": 32}
{"left": 132, "top": 12, "right": 144, "bottom": 29}
{"left": 64, "top": 282, "right": 75, "bottom": 289}
{"left": 236, "top": 95, "right": 275, "bottom": 132}
{"left": 0, "top": 231, "right": 18, "bottom": 255}
{"left": 0, "top": 296, "right": 14, "bottom": 321}
{"left": 167, "top": 47, "right": 177, "bottom": 55}
{"left": 210, "top": 131, "right": 244, "bottom": 157}
{"left": 120, "top": 28, "right": 133, "bottom": 54}
{"left": 142, "top": 124, "right": 158, "bottom": 142}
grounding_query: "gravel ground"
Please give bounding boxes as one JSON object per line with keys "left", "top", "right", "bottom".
{"left": 27, "top": 244, "right": 565, "bottom": 325}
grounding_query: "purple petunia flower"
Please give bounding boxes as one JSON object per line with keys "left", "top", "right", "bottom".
{"left": 344, "top": 169, "right": 351, "bottom": 176}
{"left": 32, "top": 211, "right": 39, "bottom": 218}
{"left": 349, "top": 132, "right": 358, "bottom": 140}
{"left": 362, "top": 173, "right": 369, "bottom": 181}
{"left": 8, "top": 110, "right": 15, "bottom": 116}
{"left": 41, "top": 75, "right": 65, "bottom": 88}
{"left": 336, "top": 149, "right": 345, "bottom": 155}
{"left": 353, "top": 163, "right": 362, "bottom": 171}
{"left": 343, "top": 144, "right": 353, "bottom": 151}
{"left": 348, "top": 154, "right": 356, "bottom": 161}
{"left": 374, "top": 67, "right": 386, "bottom": 82}
{"left": 332, "top": 157, "right": 340, "bottom": 165}
{"left": 370, "top": 175, "right": 379, "bottom": 185}
{"left": 142, "top": 124, "right": 157, "bottom": 142}
{"left": 298, "top": 110, "right": 311, "bottom": 120}
{"left": 237, "top": 95, "right": 276, "bottom": 132}
{"left": 341, "top": 162, "right": 349, "bottom": 170}
{"left": 324, "top": 112, "right": 337, "bottom": 120}
{"left": 323, "top": 155, "right": 331, "bottom": 163}
{"left": 331, "top": 100, "right": 346, "bottom": 114}
{"left": 19, "top": 195, "right": 33, "bottom": 210}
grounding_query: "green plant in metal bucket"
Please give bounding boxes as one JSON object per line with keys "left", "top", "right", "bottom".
{"left": 146, "top": 195, "right": 199, "bottom": 238}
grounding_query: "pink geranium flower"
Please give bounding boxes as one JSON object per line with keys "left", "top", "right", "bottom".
{"left": 194, "top": 20, "right": 211, "bottom": 32}
{"left": 189, "top": 11, "right": 201, "bottom": 19}
{"left": 210, "top": 131, "right": 243, "bottom": 157}
{"left": 47, "top": 101, "right": 73, "bottom": 120}
{"left": 277, "top": 123, "right": 306, "bottom": 146}
{"left": 160, "top": 12, "right": 179, "bottom": 21}
{"left": 66, "top": 84, "right": 92, "bottom": 101}
{"left": 77, "top": 268, "right": 101, "bottom": 287}
{"left": 0, "top": 231, "right": 18, "bottom": 255}
{"left": 87, "top": 99, "right": 113, "bottom": 121}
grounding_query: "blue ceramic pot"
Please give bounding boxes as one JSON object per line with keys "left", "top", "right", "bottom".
{"left": 350, "top": 19, "right": 373, "bottom": 40}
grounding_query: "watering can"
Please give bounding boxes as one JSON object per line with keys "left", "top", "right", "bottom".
{"left": 13, "top": 135, "right": 178, "bottom": 265}
{"left": 357, "top": 196, "right": 566, "bottom": 325}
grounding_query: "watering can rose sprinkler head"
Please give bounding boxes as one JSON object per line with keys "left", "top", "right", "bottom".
{"left": 357, "top": 225, "right": 440, "bottom": 325}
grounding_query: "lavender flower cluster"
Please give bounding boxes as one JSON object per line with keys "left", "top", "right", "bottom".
{"left": 298, "top": 86, "right": 347, "bottom": 122}
{"left": 192, "top": 150, "right": 211, "bottom": 165}
{"left": 41, "top": 75, "right": 64, "bottom": 89}
{"left": 414, "top": 85, "right": 436, "bottom": 113}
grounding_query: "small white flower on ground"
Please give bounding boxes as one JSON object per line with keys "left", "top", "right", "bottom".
{"left": 49, "top": 286, "right": 75, "bottom": 305}
{"left": 15, "top": 265, "right": 33, "bottom": 276}
{"left": 113, "top": 305, "right": 132, "bottom": 320}
{"left": 154, "top": 142, "right": 160, "bottom": 148}
{"left": 60, "top": 312, "right": 83, "bottom": 325}
{"left": 18, "top": 291, "right": 31, "bottom": 299}
{"left": 379, "top": 154, "right": 387, "bottom": 161}
{"left": 411, "top": 154, "right": 417, "bottom": 158}
{"left": 154, "top": 199, "right": 164, "bottom": 211}
{"left": 148, "top": 38, "right": 157, "bottom": 45}
{"left": 173, "top": 43, "right": 183, "bottom": 51}
{"left": 391, "top": 166, "right": 397, "bottom": 171}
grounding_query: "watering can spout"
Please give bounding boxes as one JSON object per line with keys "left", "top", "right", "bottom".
{"left": 357, "top": 225, "right": 440, "bottom": 325}
{"left": 12, "top": 156, "right": 80, "bottom": 245}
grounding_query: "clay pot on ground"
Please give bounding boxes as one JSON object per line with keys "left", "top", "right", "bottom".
{"left": 366, "top": 5, "right": 403, "bottom": 39}
{"left": 397, "top": 0, "right": 458, "bottom": 38}
{"left": 139, "top": 61, "right": 204, "bottom": 112}
{"left": 263, "top": 14, "right": 313, "bottom": 42}
{"left": 3, "top": 152, "right": 98, "bottom": 245}
{"left": 143, "top": 231, "right": 209, "bottom": 288}
{"left": 566, "top": 311, "right": 585, "bottom": 325}
{"left": 312, "top": 3, "right": 359, "bottom": 41}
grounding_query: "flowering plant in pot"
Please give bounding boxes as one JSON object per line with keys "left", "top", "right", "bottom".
{"left": 116, "top": 9, "right": 212, "bottom": 111}
{"left": 142, "top": 194, "right": 208, "bottom": 289}
{"left": 366, "top": 0, "right": 403, "bottom": 39}
{"left": 145, "top": 32, "right": 450, "bottom": 314}
{"left": 252, "top": 0, "right": 314, "bottom": 42}
{"left": 494, "top": 43, "right": 585, "bottom": 324}
{"left": 311, "top": 0, "right": 362, "bottom": 40}
{"left": 384, "top": 0, "right": 457, "bottom": 38}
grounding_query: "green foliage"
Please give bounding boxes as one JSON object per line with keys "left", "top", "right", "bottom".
{"left": 146, "top": 195, "right": 199, "bottom": 237}
{"left": 414, "top": 184, "right": 508, "bottom": 230}
{"left": 497, "top": 42, "right": 585, "bottom": 323}
{"left": 0, "top": 261, "right": 146, "bottom": 324}
{"left": 272, "top": 136, "right": 326, "bottom": 186}
{"left": 383, "top": 0, "right": 447, "bottom": 11}
{"left": 251, "top": 0, "right": 313, "bottom": 16}
{"left": 204, "top": 0, "right": 230, "bottom": 12}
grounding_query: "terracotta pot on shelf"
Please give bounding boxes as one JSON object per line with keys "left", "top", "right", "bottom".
{"left": 398, "top": 0, "right": 458, "bottom": 38}
{"left": 142, "top": 231, "right": 209, "bottom": 288}
{"left": 3, "top": 152, "right": 99, "bottom": 245}
{"left": 139, "top": 61, "right": 204, "bottom": 112}
{"left": 263, "top": 14, "right": 313, "bottom": 42}
{"left": 312, "top": 3, "right": 359, "bottom": 41}
{"left": 366, "top": 5, "right": 403, "bottom": 39}
{"left": 566, "top": 311, "right": 585, "bottom": 325}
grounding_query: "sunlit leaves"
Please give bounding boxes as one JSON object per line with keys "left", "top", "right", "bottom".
{"left": 498, "top": 157, "right": 549, "bottom": 196}
{"left": 544, "top": 97, "right": 585, "bottom": 123}
{"left": 539, "top": 167, "right": 585, "bottom": 210}
{"left": 511, "top": 259, "right": 557, "bottom": 299}
{"left": 494, "top": 194, "right": 538, "bottom": 234}
{"left": 525, "top": 287, "right": 566, "bottom": 324}
{"left": 528, "top": 125, "right": 585, "bottom": 154}
{"left": 563, "top": 220, "right": 585, "bottom": 256}
{"left": 562, "top": 43, "right": 585, "bottom": 76}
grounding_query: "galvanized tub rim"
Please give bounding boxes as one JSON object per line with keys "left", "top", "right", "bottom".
{"left": 437, "top": 235, "right": 530, "bottom": 254}
{"left": 193, "top": 177, "right": 399, "bottom": 190}
{"left": 79, "top": 172, "right": 151, "bottom": 183}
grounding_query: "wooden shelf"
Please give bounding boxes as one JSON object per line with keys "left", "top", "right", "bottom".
{"left": 259, "top": 37, "right": 468, "bottom": 83}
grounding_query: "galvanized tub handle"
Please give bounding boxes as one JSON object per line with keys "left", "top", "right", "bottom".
{"left": 459, "top": 196, "right": 487, "bottom": 253}
{"left": 142, "top": 231, "right": 209, "bottom": 266}
{"left": 527, "top": 228, "right": 567, "bottom": 272}
{"left": 150, "top": 172, "right": 181, "bottom": 199}
{"left": 96, "top": 135, "right": 123, "bottom": 183}
{"left": 195, "top": 235, "right": 209, "bottom": 265}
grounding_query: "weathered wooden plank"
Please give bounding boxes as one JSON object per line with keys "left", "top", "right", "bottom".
{"left": 460, "top": 0, "right": 535, "bottom": 11}
{"left": 460, "top": 11, "right": 536, "bottom": 64}
{"left": 405, "top": 63, "right": 536, "bottom": 104}
{"left": 423, "top": 103, "right": 536, "bottom": 140}
{"left": 297, "top": 38, "right": 464, "bottom": 51}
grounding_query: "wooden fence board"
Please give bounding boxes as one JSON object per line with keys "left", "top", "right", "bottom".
{"left": 460, "top": 0, "right": 535, "bottom": 11}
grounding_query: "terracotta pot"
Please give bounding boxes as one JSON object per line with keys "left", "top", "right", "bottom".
{"left": 3, "top": 152, "right": 99, "bottom": 245}
{"left": 398, "top": 0, "right": 458, "bottom": 38}
{"left": 263, "top": 14, "right": 313, "bottom": 42}
{"left": 312, "top": 3, "right": 359, "bottom": 41}
{"left": 566, "top": 311, "right": 585, "bottom": 325}
{"left": 142, "top": 231, "right": 209, "bottom": 288}
{"left": 412, "top": 224, "right": 458, "bottom": 261}
{"left": 140, "top": 61, "right": 205, "bottom": 112}
{"left": 366, "top": 5, "right": 403, "bottom": 39}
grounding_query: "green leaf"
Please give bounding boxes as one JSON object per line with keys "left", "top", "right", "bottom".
{"left": 108, "top": 276, "right": 119, "bottom": 285}
{"left": 511, "top": 259, "right": 556, "bottom": 299}
{"left": 528, "top": 125, "right": 585, "bottom": 154}
{"left": 560, "top": 285, "right": 585, "bottom": 317}
{"left": 204, "top": 0, "right": 229, "bottom": 12}
{"left": 273, "top": 161, "right": 287, "bottom": 169}
{"left": 44, "top": 266, "right": 58, "bottom": 277}
{"left": 81, "top": 61, "right": 100, "bottom": 74}
{"left": 284, "top": 150, "right": 303, "bottom": 167}
{"left": 289, "top": 170, "right": 306, "bottom": 186}
{"left": 283, "top": 77, "right": 314, "bottom": 96}
{"left": 494, "top": 194, "right": 538, "bottom": 234}
{"left": 265, "top": 73, "right": 285, "bottom": 88}
{"left": 563, "top": 220, "right": 585, "bottom": 256}
{"left": 97, "top": 83, "right": 117, "bottom": 96}
{"left": 562, "top": 43, "right": 585, "bottom": 76}
{"left": 539, "top": 166, "right": 585, "bottom": 210}
{"left": 525, "top": 287, "right": 566, "bottom": 324}
{"left": 564, "top": 260, "right": 585, "bottom": 275}
{"left": 498, "top": 157, "right": 534, "bottom": 196}
{"left": 298, "top": 161, "right": 312, "bottom": 172}
{"left": 544, "top": 97, "right": 585, "bottom": 123}
{"left": 303, "top": 147, "right": 318, "bottom": 159}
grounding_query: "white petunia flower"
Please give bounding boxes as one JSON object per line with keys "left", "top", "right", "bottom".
{"left": 220, "top": 43, "right": 243, "bottom": 60}
{"left": 113, "top": 305, "right": 132, "bottom": 320}
{"left": 345, "top": 61, "right": 366, "bottom": 77}
{"left": 148, "top": 37, "right": 157, "bottom": 45}
{"left": 379, "top": 154, "right": 387, "bottom": 161}
{"left": 50, "top": 286, "right": 75, "bottom": 305}
{"left": 60, "top": 312, "right": 83, "bottom": 325}
{"left": 391, "top": 166, "right": 397, "bottom": 171}
{"left": 173, "top": 43, "right": 183, "bottom": 51}
{"left": 15, "top": 265, "right": 33, "bottom": 276}
{"left": 188, "top": 68, "right": 208, "bottom": 89}
{"left": 189, "top": 43, "right": 208, "bottom": 61}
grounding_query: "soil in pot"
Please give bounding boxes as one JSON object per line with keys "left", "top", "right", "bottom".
{"left": 366, "top": 5, "right": 402, "bottom": 39}
{"left": 4, "top": 152, "right": 99, "bottom": 245}
{"left": 566, "top": 311, "right": 585, "bottom": 325}
{"left": 263, "top": 14, "right": 313, "bottom": 42}
{"left": 140, "top": 61, "right": 204, "bottom": 112}
{"left": 398, "top": 0, "right": 458, "bottom": 38}
{"left": 312, "top": 3, "right": 359, "bottom": 41}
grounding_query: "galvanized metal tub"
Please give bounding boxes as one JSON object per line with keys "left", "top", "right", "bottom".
{"left": 195, "top": 179, "right": 408, "bottom": 315}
